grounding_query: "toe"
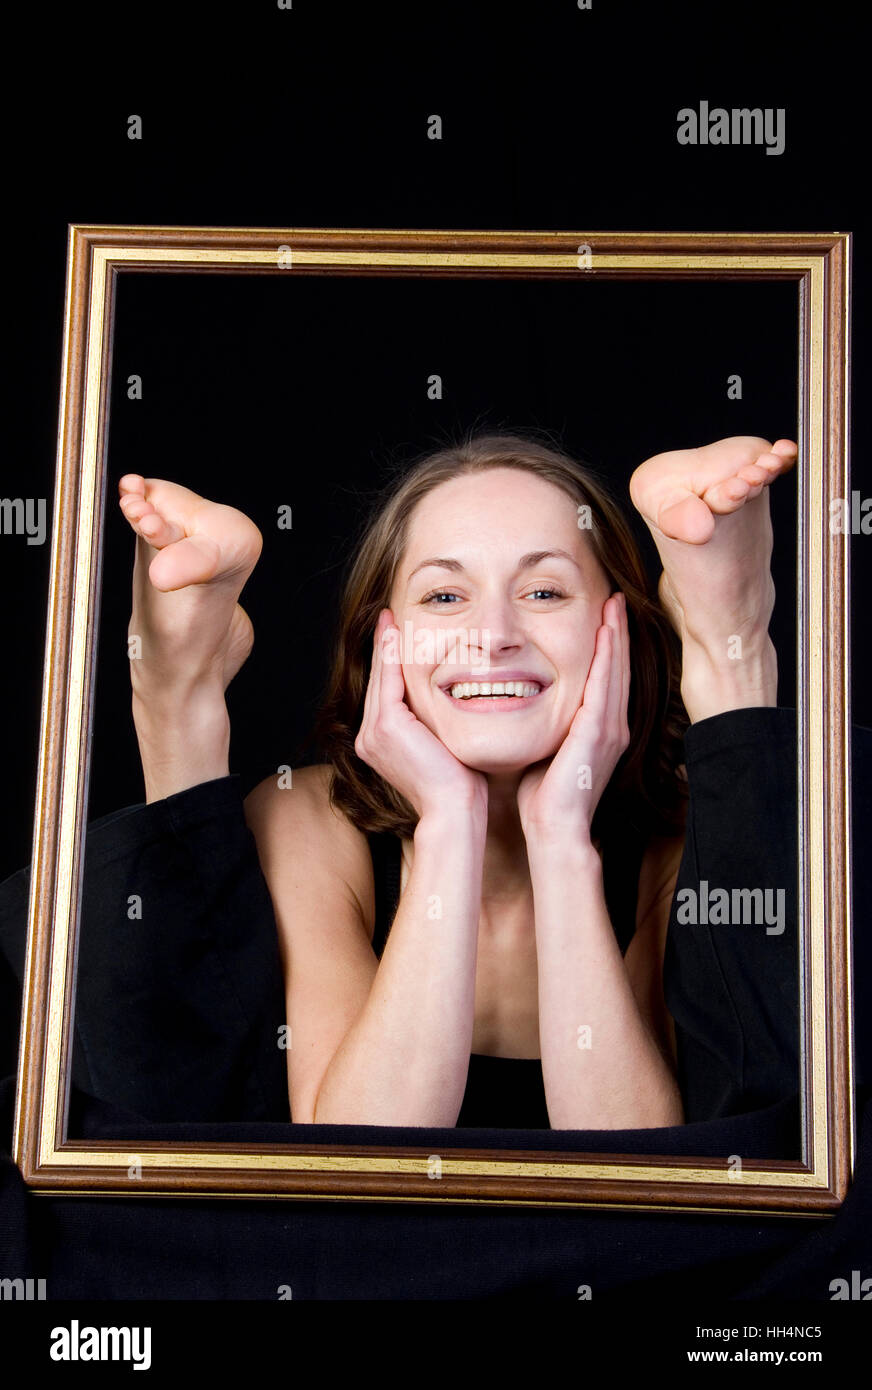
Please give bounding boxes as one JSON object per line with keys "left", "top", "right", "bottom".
{"left": 658, "top": 493, "right": 716, "bottom": 543}
{"left": 772, "top": 439, "right": 798, "bottom": 460}
{"left": 137, "top": 510, "right": 185, "bottom": 549}
{"left": 736, "top": 461, "right": 777, "bottom": 487}
{"left": 119, "top": 494, "right": 149, "bottom": 519}
{"left": 701, "top": 476, "right": 758, "bottom": 513}
{"left": 147, "top": 534, "right": 222, "bottom": 591}
{"left": 761, "top": 445, "right": 797, "bottom": 475}
{"left": 118, "top": 474, "right": 146, "bottom": 497}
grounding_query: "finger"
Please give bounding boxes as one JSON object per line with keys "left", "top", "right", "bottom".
{"left": 361, "top": 609, "right": 391, "bottom": 732}
{"left": 603, "top": 595, "right": 625, "bottom": 738}
{"left": 118, "top": 473, "right": 146, "bottom": 498}
{"left": 377, "top": 609, "right": 407, "bottom": 711}
{"left": 578, "top": 622, "right": 613, "bottom": 730}
{"left": 616, "top": 593, "right": 631, "bottom": 738}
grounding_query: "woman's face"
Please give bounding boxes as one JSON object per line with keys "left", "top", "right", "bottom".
{"left": 388, "top": 467, "right": 614, "bottom": 775}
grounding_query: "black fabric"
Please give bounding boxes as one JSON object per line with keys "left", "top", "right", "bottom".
{"left": 2, "top": 1074, "right": 870, "bottom": 1300}
{"left": 366, "top": 826, "right": 646, "bottom": 1130}
{"left": 0, "top": 776, "right": 290, "bottom": 1128}
{"left": 665, "top": 707, "right": 802, "bottom": 1123}
{"left": 1, "top": 706, "right": 870, "bottom": 1299}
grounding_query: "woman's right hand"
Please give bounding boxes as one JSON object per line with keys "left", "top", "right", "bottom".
{"left": 354, "top": 610, "right": 488, "bottom": 825}
{"left": 119, "top": 474, "right": 263, "bottom": 699}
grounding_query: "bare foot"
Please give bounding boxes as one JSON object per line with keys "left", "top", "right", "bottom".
{"left": 629, "top": 437, "right": 797, "bottom": 719}
{"left": 629, "top": 436, "right": 796, "bottom": 545}
{"left": 118, "top": 474, "right": 263, "bottom": 695}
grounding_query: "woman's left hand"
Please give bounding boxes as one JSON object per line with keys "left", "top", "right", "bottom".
{"left": 517, "top": 592, "right": 631, "bottom": 847}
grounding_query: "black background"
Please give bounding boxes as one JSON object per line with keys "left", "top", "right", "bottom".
{"left": 2, "top": 0, "right": 870, "bottom": 1323}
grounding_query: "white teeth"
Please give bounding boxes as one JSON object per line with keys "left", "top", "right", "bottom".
{"left": 448, "top": 681, "right": 542, "bottom": 700}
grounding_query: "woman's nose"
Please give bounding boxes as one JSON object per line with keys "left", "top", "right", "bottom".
{"left": 466, "top": 594, "right": 526, "bottom": 655}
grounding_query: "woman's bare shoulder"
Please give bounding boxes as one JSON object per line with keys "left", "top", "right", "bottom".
{"left": 243, "top": 764, "right": 377, "bottom": 928}
{"left": 627, "top": 827, "right": 687, "bottom": 1067}
{"left": 636, "top": 829, "right": 686, "bottom": 933}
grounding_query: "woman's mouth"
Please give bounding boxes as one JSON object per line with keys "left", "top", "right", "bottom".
{"left": 449, "top": 680, "right": 541, "bottom": 699}
{"left": 439, "top": 678, "right": 548, "bottom": 712}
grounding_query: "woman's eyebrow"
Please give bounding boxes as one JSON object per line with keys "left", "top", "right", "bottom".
{"left": 407, "top": 556, "right": 465, "bottom": 581}
{"left": 517, "top": 549, "right": 581, "bottom": 571}
{"left": 406, "top": 549, "right": 582, "bottom": 583}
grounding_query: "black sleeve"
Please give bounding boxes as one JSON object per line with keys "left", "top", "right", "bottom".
{"left": 0, "top": 776, "right": 290, "bottom": 1125}
{"left": 664, "top": 707, "right": 801, "bottom": 1122}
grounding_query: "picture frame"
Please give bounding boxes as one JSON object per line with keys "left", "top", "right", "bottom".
{"left": 13, "top": 225, "right": 853, "bottom": 1212}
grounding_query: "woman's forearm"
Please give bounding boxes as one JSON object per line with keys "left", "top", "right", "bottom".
{"left": 311, "top": 807, "right": 486, "bottom": 1126}
{"left": 528, "top": 834, "right": 684, "bottom": 1130}
{"left": 132, "top": 683, "right": 231, "bottom": 804}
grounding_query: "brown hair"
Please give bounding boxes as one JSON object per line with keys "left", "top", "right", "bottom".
{"left": 314, "top": 429, "right": 689, "bottom": 844}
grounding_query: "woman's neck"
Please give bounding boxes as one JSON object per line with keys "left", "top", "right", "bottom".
{"left": 479, "top": 773, "right": 532, "bottom": 903}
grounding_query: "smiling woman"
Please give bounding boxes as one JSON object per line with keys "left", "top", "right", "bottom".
{"left": 230, "top": 429, "right": 796, "bottom": 1129}
{"left": 315, "top": 436, "right": 689, "bottom": 841}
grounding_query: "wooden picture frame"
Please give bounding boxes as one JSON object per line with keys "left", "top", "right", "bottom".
{"left": 13, "top": 225, "right": 853, "bottom": 1212}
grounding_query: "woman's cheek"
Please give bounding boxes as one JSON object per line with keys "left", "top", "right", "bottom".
{"left": 572, "top": 627, "right": 600, "bottom": 687}
{"left": 400, "top": 663, "right": 434, "bottom": 727}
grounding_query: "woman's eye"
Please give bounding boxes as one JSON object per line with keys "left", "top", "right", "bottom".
{"left": 421, "top": 588, "right": 566, "bottom": 604}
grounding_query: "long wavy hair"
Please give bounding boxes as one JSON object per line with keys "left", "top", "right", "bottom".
{"left": 314, "top": 429, "right": 689, "bottom": 844}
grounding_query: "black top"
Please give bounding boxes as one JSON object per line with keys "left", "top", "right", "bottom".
{"left": 366, "top": 829, "right": 646, "bottom": 1128}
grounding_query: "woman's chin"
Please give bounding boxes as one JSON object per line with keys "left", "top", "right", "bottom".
{"left": 465, "top": 759, "right": 537, "bottom": 777}
{"left": 442, "top": 734, "right": 563, "bottom": 777}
